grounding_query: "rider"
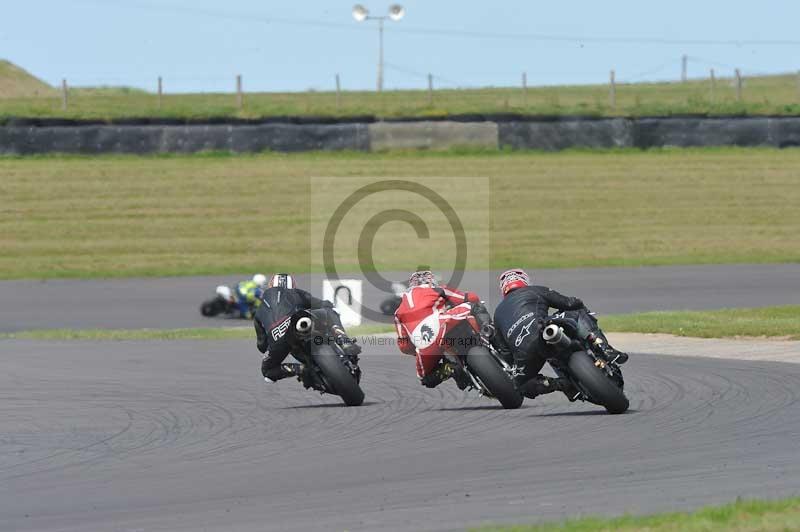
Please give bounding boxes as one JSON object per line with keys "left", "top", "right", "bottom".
{"left": 254, "top": 273, "right": 361, "bottom": 383}
{"left": 493, "top": 268, "right": 628, "bottom": 399}
{"left": 394, "top": 270, "right": 494, "bottom": 388}
{"left": 233, "top": 274, "right": 268, "bottom": 319}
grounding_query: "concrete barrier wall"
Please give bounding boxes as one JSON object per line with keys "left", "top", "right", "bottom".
{"left": 2, "top": 117, "right": 800, "bottom": 154}
{"left": 369, "top": 121, "right": 498, "bottom": 151}
{"left": 499, "top": 117, "right": 800, "bottom": 150}
{"left": 0, "top": 123, "right": 370, "bottom": 155}
{"left": 498, "top": 118, "right": 632, "bottom": 150}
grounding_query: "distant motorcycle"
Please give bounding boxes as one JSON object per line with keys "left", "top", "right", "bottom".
{"left": 278, "top": 308, "right": 365, "bottom": 406}
{"left": 539, "top": 309, "right": 629, "bottom": 414}
{"left": 200, "top": 285, "right": 256, "bottom": 319}
{"left": 380, "top": 282, "right": 406, "bottom": 315}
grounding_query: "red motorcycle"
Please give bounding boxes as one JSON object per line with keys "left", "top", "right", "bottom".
{"left": 419, "top": 301, "right": 523, "bottom": 409}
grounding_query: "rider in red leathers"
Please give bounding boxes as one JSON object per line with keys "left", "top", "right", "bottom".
{"left": 394, "top": 271, "right": 494, "bottom": 388}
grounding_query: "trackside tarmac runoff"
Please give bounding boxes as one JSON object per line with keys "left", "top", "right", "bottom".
{"left": 2, "top": 263, "right": 800, "bottom": 332}
{"left": 2, "top": 339, "right": 800, "bottom": 531}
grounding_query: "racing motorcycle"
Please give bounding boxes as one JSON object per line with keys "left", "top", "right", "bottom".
{"left": 274, "top": 308, "right": 364, "bottom": 407}
{"left": 200, "top": 285, "right": 257, "bottom": 319}
{"left": 379, "top": 282, "right": 406, "bottom": 315}
{"left": 431, "top": 303, "right": 523, "bottom": 409}
{"left": 540, "top": 309, "right": 629, "bottom": 414}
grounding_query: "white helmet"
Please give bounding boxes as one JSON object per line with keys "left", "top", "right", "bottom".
{"left": 215, "top": 285, "right": 233, "bottom": 300}
{"left": 253, "top": 273, "right": 268, "bottom": 289}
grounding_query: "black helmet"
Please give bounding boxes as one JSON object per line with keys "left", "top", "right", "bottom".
{"left": 268, "top": 273, "right": 296, "bottom": 289}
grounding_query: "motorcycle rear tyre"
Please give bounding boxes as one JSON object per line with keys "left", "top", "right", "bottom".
{"left": 466, "top": 346, "right": 523, "bottom": 409}
{"left": 313, "top": 344, "right": 365, "bottom": 407}
{"left": 568, "top": 351, "right": 629, "bottom": 414}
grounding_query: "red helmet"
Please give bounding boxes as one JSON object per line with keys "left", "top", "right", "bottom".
{"left": 498, "top": 269, "right": 530, "bottom": 296}
{"left": 408, "top": 270, "right": 437, "bottom": 288}
{"left": 268, "top": 273, "right": 296, "bottom": 289}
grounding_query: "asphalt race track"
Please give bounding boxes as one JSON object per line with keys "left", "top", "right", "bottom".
{"left": 2, "top": 339, "right": 800, "bottom": 531}
{"left": 2, "top": 263, "right": 800, "bottom": 332}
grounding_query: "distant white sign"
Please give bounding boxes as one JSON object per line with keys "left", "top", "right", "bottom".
{"left": 322, "top": 279, "right": 363, "bottom": 327}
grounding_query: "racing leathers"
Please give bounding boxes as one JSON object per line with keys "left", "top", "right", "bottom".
{"left": 394, "top": 284, "right": 493, "bottom": 388}
{"left": 493, "top": 285, "right": 585, "bottom": 398}
{"left": 254, "top": 287, "right": 358, "bottom": 382}
{"left": 235, "top": 280, "right": 263, "bottom": 319}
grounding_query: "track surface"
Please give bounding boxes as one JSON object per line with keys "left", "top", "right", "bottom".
{"left": 2, "top": 339, "right": 800, "bottom": 531}
{"left": 2, "top": 264, "right": 800, "bottom": 332}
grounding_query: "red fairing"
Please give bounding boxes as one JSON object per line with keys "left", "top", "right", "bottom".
{"left": 393, "top": 284, "right": 480, "bottom": 377}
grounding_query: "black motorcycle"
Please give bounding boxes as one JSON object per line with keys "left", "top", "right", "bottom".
{"left": 274, "top": 308, "right": 365, "bottom": 407}
{"left": 200, "top": 295, "right": 237, "bottom": 317}
{"left": 379, "top": 282, "right": 407, "bottom": 316}
{"left": 200, "top": 286, "right": 256, "bottom": 319}
{"left": 541, "top": 309, "right": 629, "bottom": 414}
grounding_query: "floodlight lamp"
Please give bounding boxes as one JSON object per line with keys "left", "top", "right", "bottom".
{"left": 388, "top": 4, "right": 405, "bottom": 21}
{"left": 352, "top": 4, "right": 369, "bottom": 22}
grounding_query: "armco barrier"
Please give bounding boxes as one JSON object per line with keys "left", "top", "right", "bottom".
{"left": 2, "top": 117, "right": 800, "bottom": 154}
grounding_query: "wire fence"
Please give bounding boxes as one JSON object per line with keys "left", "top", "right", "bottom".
{"left": 6, "top": 56, "right": 800, "bottom": 118}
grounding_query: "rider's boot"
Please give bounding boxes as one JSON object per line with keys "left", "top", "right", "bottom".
{"left": 588, "top": 334, "right": 629, "bottom": 364}
{"left": 420, "top": 360, "right": 456, "bottom": 388}
{"left": 521, "top": 374, "right": 579, "bottom": 401}
{"left": 262, "top": 359, "right": 304, "bottom": 384}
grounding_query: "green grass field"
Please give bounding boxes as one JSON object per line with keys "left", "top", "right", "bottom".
{"left": 2, "top": 64, "right": 800, "bottom": 120}
{"left": 4, "top": 306, "right": 797, "bottom": 341}
{"left": 476, "top": 497, "right": 800, "bottom": 532}
{"left": 0, "top": 323, "right": 396, "bottom": 341}
{"left": 2, "top": 148, "right": 798, "bottom": 279}
{"left": 603, "top": 305, "right": 800, "bottom": 340}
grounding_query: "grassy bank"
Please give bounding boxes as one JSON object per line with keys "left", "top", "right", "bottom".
{"left": 4, "top": 307, "right": 797, "bottom": 342}
{"left": 2, "top": 148, "right": 799, "bottom": 279}
{"left": 602, "top": 305, "right": 800, "bottom": 340}
{"left": 476, "top": 497, "right": 800, "bottom": 532}
{"left": 0, "top": 324, "right": 396, "bottom": 341}
{"left": 3, "top": 73, "right": 800, "bottom": 120}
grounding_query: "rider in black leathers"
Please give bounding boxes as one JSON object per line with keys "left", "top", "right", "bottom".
{"left": 492, "top": 269, "right": 628, "bottom": 399}
{"left": 254, "top": 273, "right": 360, "bottom": 383}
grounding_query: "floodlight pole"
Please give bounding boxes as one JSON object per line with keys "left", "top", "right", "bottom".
{"left": 354, "top": 5, "right": 403, "bottom": 93}
{"left": 377, "top": 17, "right": 384, "bottom": 92}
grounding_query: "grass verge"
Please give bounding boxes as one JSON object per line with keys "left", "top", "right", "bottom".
{"left": 3, "top": 72, "right": 800, "bottom": 119}
{"left": 2, "top": 148, "right": 799, "bottom": 279}
{"left": 0, "top": 324, "right": 396, "bottom": 341}
{"left": 602, "top": 305, "right": 800, "bottom": 340}
{"left": 475, "top": 497, "right": 800, "bottom": 532}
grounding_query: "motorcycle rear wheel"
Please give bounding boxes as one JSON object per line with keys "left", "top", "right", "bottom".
{"left": 568, "top": 351, "right": 629, "bottom": 414}
{"left": 313, "top": 344, "right": 365, "bottom": 407}
{"left": 466, "top": 346, "right": 523, "bottom": 409}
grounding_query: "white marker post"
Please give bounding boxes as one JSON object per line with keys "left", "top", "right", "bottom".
{"left": 322, "top": 279, "right": 363, "bottom": 327}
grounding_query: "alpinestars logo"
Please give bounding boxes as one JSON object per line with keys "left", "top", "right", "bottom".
{"left": 514, "top": 319, "right": 535, "bottom": 347}
{"left": 420, "top": 325, "right": 434, "bottom": 343}
{"left": 271, "top": 317, "right": 292, "bottom": 341}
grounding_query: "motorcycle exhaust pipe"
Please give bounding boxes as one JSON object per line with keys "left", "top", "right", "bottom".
{"left": 295, "top": 316, "right": 314, "bottom": 337}
{"left": 543, "top": 324, "right": 573, "bottom": 350}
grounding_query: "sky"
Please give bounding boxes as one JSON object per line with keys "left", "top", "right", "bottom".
{"left": 3, "top": 0, "right": 800, "bottom": 93}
